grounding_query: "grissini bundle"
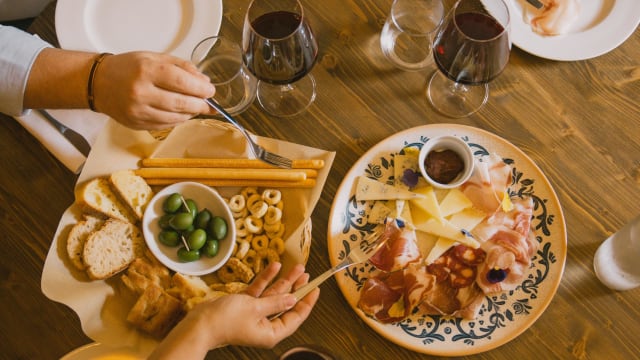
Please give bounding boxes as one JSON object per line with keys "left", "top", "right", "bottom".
{"left": 140, "top": 158, "right": 325, "bottom": 170}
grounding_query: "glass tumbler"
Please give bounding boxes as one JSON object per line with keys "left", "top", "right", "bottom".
{"left": 191, "top": 36, "right": 257, "bottom": 116}
{"left": 594, "top": 213, "right": 640, "bottom": 291}
{"left": 380, "top": 0, "right": 444, "bottom": 71}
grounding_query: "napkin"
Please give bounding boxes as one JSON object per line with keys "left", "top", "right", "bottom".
{"left": 13, "top": 109, "right": 108, "bottom": 173}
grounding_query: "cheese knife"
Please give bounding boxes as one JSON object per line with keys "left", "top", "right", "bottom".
{"left": 38, "top": 109, "right": 91, "bottom": 157}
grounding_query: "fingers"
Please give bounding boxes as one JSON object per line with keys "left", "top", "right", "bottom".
{"left": 244, "top": 262, "right": 282, "bottom": 297}
{"left": 262, "top": 264, "right": 307, "bottom": 297}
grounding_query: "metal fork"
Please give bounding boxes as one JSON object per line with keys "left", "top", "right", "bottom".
{"left": 204, "top": 98, "right": 293, "bottom": 169}
{"left": 269, "top": 227, "right": 386, "bottom": 320}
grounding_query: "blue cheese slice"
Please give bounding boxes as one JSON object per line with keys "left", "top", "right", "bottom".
{"left": 394, "top": 153, "right": 419, "bottom": 190}
{"left": 355, "top": 176, "right": 426, "bottom": 201}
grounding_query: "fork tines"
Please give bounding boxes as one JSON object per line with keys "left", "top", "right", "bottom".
{"left": 262, "top": 151, "right": 293, "bottom": 169}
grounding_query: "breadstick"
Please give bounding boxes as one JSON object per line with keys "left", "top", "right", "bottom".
{"left": 143, "top": 178, "right": 316, "bottom": 188}
{"left": 141, "top": 158, "right": 325, "bottom": 169}
{"left": 135, "top": 167, "right": 317, "bottom": 181}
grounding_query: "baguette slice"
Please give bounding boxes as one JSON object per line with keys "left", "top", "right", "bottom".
{"left": 109, "top": 170, "right": 154, "bottom": 221}
{"left": 66, "top": 215, "right": 105, "bottom": 270}
{"left": 77, "top": 177, "right": 137, "bottom": 223}
{"left": 83, "top": 218, "right": 146, "bottom": 280}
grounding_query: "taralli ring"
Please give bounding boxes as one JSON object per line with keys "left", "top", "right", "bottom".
{"left": 228, "top": 194, "right": 246, "bottom": 212}
{"left": 269, "top": 237, "right": 285, "bottom": 255}
{"left": 218, "top": 258, "right": 255, "bottom": 284}
{"left": 236, "top": 240, "right": 250, "bottom": 260}
{"left": 241, "top": 186, "right": 259, "bottom": 199}
{"left": 232, "top": 207, "right": 248, "bottom": 219}
{"left": 266, "top": 223, "right": 285, "bottom": 239}
{"left": 249, "top": 200, "right": 268, "bottom": 218}
{"left": 262, "top": 189, "right": 282, "bottom": 205}
{"left": 242, "top": 249, "right": 258, "bottom": 269}
{"left": 251, "top": 235, "right": 269, "bottom": 251}
{"left": 246, "top": 194, "right": 263, "bottom": 210}
{"left": 235, "top": 218, "right": 248, "bottom": 237}
{"left": 244, "top": 216, "right": 264, "bottom": 234}
{"left": 264, "top": 206, "right": 282, "bottom": 225}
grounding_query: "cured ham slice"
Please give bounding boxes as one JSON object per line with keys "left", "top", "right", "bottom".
{"left": 525, "top": 0, "right": 580, "bottom": 36}
{"left": 460, "top": 154, "right": 512, "bottom": 215}
{"left": 358, "top": 264, "right": 435, "bottom": 324}
{"left": 368, "top": 220, "right": 421, "bottom": 272}
{"left": 419, "top": 281, "right": 485, "bottom": 320}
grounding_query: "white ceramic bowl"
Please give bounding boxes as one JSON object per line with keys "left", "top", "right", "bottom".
{"left": 418, "top": 135, "right": 474, "bottom": 189}
{"left": 142, "top": 182, "right": 235, "bottom": 276}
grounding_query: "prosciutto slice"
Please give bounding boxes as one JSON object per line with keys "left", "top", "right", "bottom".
{"left": 368, "top": 220, "right": 421, "bottom": 272}
{"left": 358, "top": 264, "right": 435, "bottom": 324}
{"left": 525, "top": 0, "right": 580, "bottom": 36}
{"left": 474, "top": 196, "right": 539, "bottom": 294}
{"left": 460, "top": 154, "right": 512, "bottom": 215}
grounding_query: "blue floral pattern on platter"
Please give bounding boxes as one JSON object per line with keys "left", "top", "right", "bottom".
{"left": 328, "top": 125, "right": 566, "bottom": 356}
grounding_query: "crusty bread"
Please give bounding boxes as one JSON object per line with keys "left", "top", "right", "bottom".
{"left": 126, "top": 285, "right": 185, "bottom": 338}
{"left": 167, "top": 273, "right": 213, "bottom": 302}
{"left": 77, "top": 177, "right": 137, "bottom": 223}
{"left": 121, "top": 254, "right": 171, "bottom": 295}
{"left": 66, "top": 215, "right": 105, "bottom": 270}
{"left": 109, "top": 170, "right": 154, "bottom": 221}
{"left": 83, "top": 218, "right": 146, "bottom": 280}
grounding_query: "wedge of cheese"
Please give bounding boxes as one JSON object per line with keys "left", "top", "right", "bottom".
{"left": 424, "top": 208, "right": 486, "bottom": 263}
{"left": 393, "top": 153, "right": 419, "bottom": 190}
{"left": 439, "top": 188, "right": 473, "bottom": 218}
{"left": 355, "top": 176, "right": 425, "bottom": 201}
{"left": 414, "top": 217, "right": 480, "bottom": 249}
{"left": 409, "top": 186, "right": 443, "bottom": 222}
{"left": 367, "top": 201, "right": 393, "bottom": 224}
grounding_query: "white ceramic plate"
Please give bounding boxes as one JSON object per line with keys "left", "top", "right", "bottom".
{"left": 55, "top": 0, "right": 223, "bottom": 60}
{"left": 61, "top": 342, "right": 144, "bottom": 360}
{"left": 327, "top": 124, "right": 567, "bottom": 356}
{"left": 507, "top": 0, "right": 640, "bottom": 61}
{"left": 142, "top": 182, "right": 236, "bottom": 276}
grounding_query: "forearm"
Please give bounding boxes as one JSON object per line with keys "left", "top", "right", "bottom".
{"left": 23, "top": 47, "right": 96, "bottom": 110}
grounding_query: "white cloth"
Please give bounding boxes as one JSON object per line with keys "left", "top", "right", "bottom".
{"left": 0, "top": 25, "right": 51, "bottom": 115}
{"left": 14, "top": 109, "right": 108, "bottom": 173}
{"left": 0, "top": 0, "right": 52, "bottom": 21}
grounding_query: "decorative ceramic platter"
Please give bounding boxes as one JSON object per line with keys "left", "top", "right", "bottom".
{"left": 507, "top": 0, "right": 640, "bottom": 61}
{"left": 327, "top": 124, "right": 567, "bottom": 356}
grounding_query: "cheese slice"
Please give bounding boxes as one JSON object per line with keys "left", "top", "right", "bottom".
{"left": 367, "top": 201, "right": 393, "bottom": 224}
{"left": 414, "top": 217, "right": 480, "bottom": 249}
{"left": 424, "top": 208, "right": 486, "bottom": 263}
{"left": 355, "top": 176, "right": 425, "bottom": 201}
{"left": 439, "top": 188, "right": 473, "bottom": 218}
{"left": 394, "top": 153, "right": 419, "bottom": 190}
{"left": 409, "top": 186, "right": 443, "bottom": 221}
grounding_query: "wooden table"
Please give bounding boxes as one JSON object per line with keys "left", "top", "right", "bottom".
{"left": 1, "top": 1, "right": 639, "bottom": 359}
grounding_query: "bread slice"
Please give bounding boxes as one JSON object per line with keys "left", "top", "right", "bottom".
{"left": 109, "top": 170, "right": 154, "bottom": 221}
{"left": 66, "top": 215, "right": 105, "bottom": 270}
{"left": 127, "top": 285, "right": 185, "bottom": 338}
{"left": 83, "top": 218, "right": 146, "bottom": 280}
{"left": 77, "top": 177, "right": 137, "bottom": 223}
{"left": 167, "top": 273, "right": 213, "bottom": 302}
{"left": 121, "top": 254, "right": 171, "bottom": 295}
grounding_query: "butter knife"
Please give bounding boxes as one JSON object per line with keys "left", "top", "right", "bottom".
{"left": 38, "top": 109, "right": 91, "bottom": 157}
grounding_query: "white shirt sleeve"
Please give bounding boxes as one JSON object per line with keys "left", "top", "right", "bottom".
{"left": 0, "top": 25, "right": 51, "bottom": 116}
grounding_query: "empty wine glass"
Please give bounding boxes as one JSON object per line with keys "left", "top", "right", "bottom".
{"left": 242, "top": 0, "right": 318, "bottom": 117}
{"left": 427, "top": 0, "right": 511, "bottom": 118}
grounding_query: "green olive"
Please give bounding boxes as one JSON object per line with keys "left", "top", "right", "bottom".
{"left": 169, "top": 212, "right": 194, "bottom": 230}
{"left": 163, "top": 193, "right": 183, "bottom": 213}
{"left": 158, "top": 230, "right": 180, "bottom": 247}
{"left": 208, "top": 216, "right": 228, "bottom": 240}
{"left": 183, "top": 199, "right": 198, "bottom": 218}
{"left": 202, "top": 239, "right": 219, "bottom": 257}
{"left": 177, "top": 247, "right": 200, "bottom": 262}
{"left": 187, "top": 228, "right": 207, "bottom": 250}
{"left": 158, "top": 214, "right": 173, "bottom": 230}
{"left": 195, "top": 209, "right": 212, "bottom": 229}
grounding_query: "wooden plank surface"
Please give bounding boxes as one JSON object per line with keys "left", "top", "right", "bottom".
{"left": 1, "top": 0, "right": 638, "bottom": 359}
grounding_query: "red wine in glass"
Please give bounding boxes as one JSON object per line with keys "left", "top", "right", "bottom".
{"left": 244, "top": 10, "right": 318, "bottom": 85}
{"left": 433, "top": 12, "right": 510, "bottom": 85}
{"left": 426, "top": 0, "right": 511, "bottom": 118}
{"left": 242, "top": 0, "right": 318, "bottom": 117}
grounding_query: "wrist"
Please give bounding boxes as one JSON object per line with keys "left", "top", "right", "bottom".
{"left": 87, "top": 53, "right": 112, "bottom": 112}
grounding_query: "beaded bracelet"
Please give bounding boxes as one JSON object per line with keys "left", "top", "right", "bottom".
{"left": 87, "top": 53, "right": 112, "bottom": 112}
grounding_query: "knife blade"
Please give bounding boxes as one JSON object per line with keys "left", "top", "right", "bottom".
{"left": 38, "top": 109, "right": 92, "bottom": 157}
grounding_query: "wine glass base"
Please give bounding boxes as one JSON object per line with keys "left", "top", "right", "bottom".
{"left": 426, "top": 70, "right": 489, "bottom": 118}
{"left": 257, "top": 74, "right": 317, "bottom": 117}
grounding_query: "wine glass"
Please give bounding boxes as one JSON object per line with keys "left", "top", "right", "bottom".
{"left": 426, "top": 0, "right": 511, "bottom": 118}
{"left": 242, "top": 0, "right": 318, "bottom": 117}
